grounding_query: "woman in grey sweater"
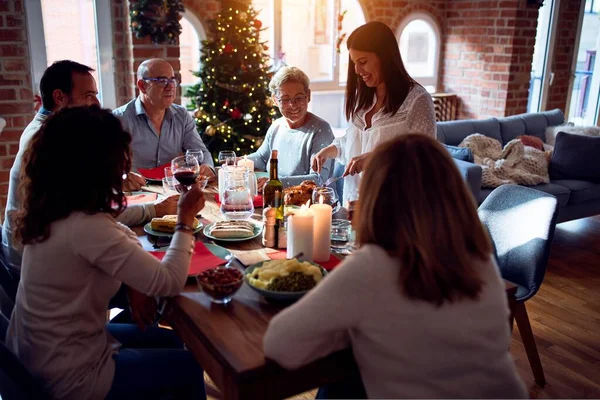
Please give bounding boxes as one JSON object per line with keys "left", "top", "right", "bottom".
{"left": 264, "top": 134, "right": 527, "bottom": 399}
{"left": 247, "top": 66, "right": 335, "bottom": 188}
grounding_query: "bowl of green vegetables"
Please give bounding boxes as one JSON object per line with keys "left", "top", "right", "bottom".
{"left": 244, "top": 258, "right": 327, "bottom": 302}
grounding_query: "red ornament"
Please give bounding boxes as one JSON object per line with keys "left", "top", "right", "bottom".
{"left": 253, "top": 19, "right": 262, "bottom": 29}
{"left": 230, "top": 108, "right": 242, "bottom": 119}
{"left": 263, "top": 44, "right": 269, "bottom": 51}
{"left": 224, "top": 43, "right": 234, "bottom": 53}
{"left": 224, "top": 99, "right": 230, "bottom": 107}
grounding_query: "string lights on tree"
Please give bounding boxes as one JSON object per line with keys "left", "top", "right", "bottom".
{"left": 185, "top": 0, "right": 280, "bottom": 160}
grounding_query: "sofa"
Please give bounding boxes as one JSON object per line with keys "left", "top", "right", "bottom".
{"left": 439, "top": 109, "right": 600, "bottom": 223}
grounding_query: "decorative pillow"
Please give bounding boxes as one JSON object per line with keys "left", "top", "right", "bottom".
{"left": 550, "top": 131, "right": 600, "bottom": 182}
{"left": 442, "top": 144, "right": 474, "bottom": 163}
{"left": 517, "top": 135, "right": 544, "bottom": 151}
{"left": 546, "top": 124, "right": 600, "bottom": 146}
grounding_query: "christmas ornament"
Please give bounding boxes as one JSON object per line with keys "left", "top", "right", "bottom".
{"left": 205, "top": 125, "right": 217, "bottom": 136}
{"left": 263, "top": 44, "right": 269, "bottom": 51}
{"left": 239, "top": 12, "right": 248, "bottom": 21}
{"left": 230, "top": 109, "right": 242, "bottom": 119}
{"left": 194, "top": 108, "right": 207, "bottom": 119}
{"left": 265, "top": 98, "right": 274, "bottom": 107}
{"left": 224, "top": 43, "right": 234, "bottom": 53}
{"left": 253, "top": 19, "right": 262, "bottom": 29}
{"left": 243, "top": 113, "right": 253, "bottom": 122}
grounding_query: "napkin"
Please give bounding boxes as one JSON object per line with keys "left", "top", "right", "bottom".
{"left": 149, "top": 242, "right": 227, "bottom": 276}
{"left": 125, "top": 193, "right": 158, "bottom": 205}
{"left": 214, "top": 193, "right": 264, "bottom": 208}
{"left": 138, "top": 162, "right": 172, "bottom": 181}
{"left": 267, "top": 251, "right": 341, "bottom": 271}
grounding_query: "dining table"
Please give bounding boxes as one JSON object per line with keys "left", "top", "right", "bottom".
{"left": 134, "top": 184, "right": 518, "bottom": 400}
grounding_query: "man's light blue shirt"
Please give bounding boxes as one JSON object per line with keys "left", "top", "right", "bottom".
{"left": 113, "top": 96, "right": 214, "bottom": 171}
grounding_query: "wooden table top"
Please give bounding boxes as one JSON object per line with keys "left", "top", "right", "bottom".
{"left": 138, "top": 184, "right": 518, "bottom": 400}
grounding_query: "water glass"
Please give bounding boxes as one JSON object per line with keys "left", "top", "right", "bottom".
{"left": 162, "top": 177, "right": 179, "bottom": 195}
{"left": 218, "top": 150, "right": 237, "bottom": 167}
{"left": 186, "top": 149, "right": 204, "bottom": 165}
{"left": 330, "top": 219, "right": 351, "bottom": 250}
{"left": 312, "top": 186, "right": 340, "bottom": 214}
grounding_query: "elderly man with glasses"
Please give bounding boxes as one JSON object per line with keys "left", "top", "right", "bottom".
{"left": 246, "top": 66, "right": 334, "bottom": 188}
{"left": 113, "top": 58, "right": 215, "bottom": 179}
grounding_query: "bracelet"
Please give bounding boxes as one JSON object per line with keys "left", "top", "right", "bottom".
{"left": 174, "top": 223, "right": 195, "bottom": 234}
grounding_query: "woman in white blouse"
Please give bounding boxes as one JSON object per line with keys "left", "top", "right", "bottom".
{"left": 265, "top": 135, "right": 527, "bottom": 399}
{"left": 312, "top": 21, "right": 436, "bottom": 204}
{"left": 7, "top": 106, "right": 207, "bottom": 399}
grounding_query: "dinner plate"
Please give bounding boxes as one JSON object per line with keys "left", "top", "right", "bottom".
{"left": 203, "top": 220, "right": 263, "bottom": 242}
{"left": 143, "top": 222, "right": 203, "bottom": 237}
{"left": 244, "top": 260, "right": 327, "bottom": 302}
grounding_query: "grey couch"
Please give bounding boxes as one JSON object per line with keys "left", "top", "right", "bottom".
{"left": 439, "top": 109, "right": 600, "bottom": 223}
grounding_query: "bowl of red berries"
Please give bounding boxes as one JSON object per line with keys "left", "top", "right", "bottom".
{"left": 195, "top": 266, "right": 244, "bottom": 304}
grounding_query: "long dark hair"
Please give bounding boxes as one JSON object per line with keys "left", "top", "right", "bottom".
{"left": 15, "top": 106, "right": 132, "bottom": 245}
{"left": 345, "top": 21, "right": 415, "bottom": 121}
{"left": 356, "top": 134, "right": 491, "bottom": 306}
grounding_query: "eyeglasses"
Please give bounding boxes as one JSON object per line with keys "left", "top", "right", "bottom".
{"left": 276, "top": 95, "right": 308, "bottom": 107}
{"left": 143, "top": 77, "right": 179, "bottom": 88}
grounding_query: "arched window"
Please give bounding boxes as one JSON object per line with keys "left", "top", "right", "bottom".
{"left": 396, "top": 13, "right": 441, "bottom": 93}
{"left": 179, "top": 11, "right": 206, "bottom": 106}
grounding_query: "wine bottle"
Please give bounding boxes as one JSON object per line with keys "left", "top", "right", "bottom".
{"left": 262, "top": 150, "right": 284, "bottom": 221}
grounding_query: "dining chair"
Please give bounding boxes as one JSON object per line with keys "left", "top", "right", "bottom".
{"left": 0, "top": 285, "right": 49, "bottom": 399}
{"left": 478, "top": 184, "right": 559, "bottom": 386}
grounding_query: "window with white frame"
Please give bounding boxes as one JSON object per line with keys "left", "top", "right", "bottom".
{"left": 252, "top": 0, "right": 366, "bottom": 91}
{"left": 396, "top": 13, "right": 440, "bottom": 93}
{"left": 26, "top": 0, "right": 117, "bottom": 108}
{"left": 179, "top": 11, "right": 206, "bottom": 107}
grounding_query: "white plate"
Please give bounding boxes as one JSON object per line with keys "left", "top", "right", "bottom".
{"left": 203, "top": 220, "right": 263, "bottom": 242}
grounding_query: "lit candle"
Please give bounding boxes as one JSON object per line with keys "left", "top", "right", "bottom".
{"left": 310, "top": 196, "right": 332, "bottom": 262}
{"left": 287, "top": 204, "right": 314, "bottom": 261}
{"left": 237, "top": 155, "right": 254, "bottom": 171}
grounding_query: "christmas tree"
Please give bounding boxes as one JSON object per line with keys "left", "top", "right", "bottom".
{"left": 185, "top": 0, "right": 280, "bottom": 162}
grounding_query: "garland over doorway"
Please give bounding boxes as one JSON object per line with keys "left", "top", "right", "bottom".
{"left": 130, "top": 0, "right": 185, "bottom": 45}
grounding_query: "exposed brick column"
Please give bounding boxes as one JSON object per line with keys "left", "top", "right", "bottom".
{"left": 113, "top": 0, "right": 136, "bottom": 107}
{"left": 441, "top": 0, "right": 539, "bottom": 119}
{"left": 545, "top": 0, "right": 583, "bottom": 113}
{"left": 0, "top": 0, "right": 34, "bottom": 215}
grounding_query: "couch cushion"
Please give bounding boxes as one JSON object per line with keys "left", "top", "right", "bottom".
{"left": 498, "top": 114, "right": 549, "bottom": 145}
{"left": 541, "top": 109, "right": 565, "bottom": 127}
{"left": 443, "top": 144, "right": 474, "bottom": 162}
{"left": 437, "top": 118, "right": 501, "bottom": 146}
{"left": 480, "top": 183, "right": 571, "bottom": 207}
{"left": 550, "top": 131, "right": 600, "bottom": 182}
{"left": 551, "top": 179, "right": 600, "bottom": 205}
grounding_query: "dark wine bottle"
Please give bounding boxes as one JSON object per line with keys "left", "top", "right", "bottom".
{"left": 262, "top": 150, "right": 284, "bottom": 221}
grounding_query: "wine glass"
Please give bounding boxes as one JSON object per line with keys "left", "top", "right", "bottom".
{"left": 186, "top": 149, "right": 204, "bottom": 165}
{"left": 218, "top": 150, "right": 237, "bottom": 167}
{"left": 312, "top": 187, "right": 340, "bottom": 214}
{"left": 171, "top": 155, "right": 200, "bottom": 189}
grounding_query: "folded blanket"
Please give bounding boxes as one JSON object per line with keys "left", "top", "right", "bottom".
{"left": 459, "top": 134, "right": 549, "bottom": 188}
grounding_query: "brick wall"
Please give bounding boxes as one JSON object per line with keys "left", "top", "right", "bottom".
{"left": 442, "top": 0, "right": 540, "bottom": 119}
{"left": 545, "top": 0, "right": 583, "bottom": 113}
{"left": 0, "top": 0, "right": 33, "bottom": 216}
{"left": 113, "top": 0, "right": 136, "bottom": 106}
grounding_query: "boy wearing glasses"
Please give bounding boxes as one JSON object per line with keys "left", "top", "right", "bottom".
{"left": 247, "top": 66, "right": 334, "bottom": 188}
{"left": 113, "top": 58, "right": 215, "bottom": 180}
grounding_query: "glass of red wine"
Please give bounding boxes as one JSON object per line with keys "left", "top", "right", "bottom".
{"left": 171, "top": 155, "right": 200, "bottom": 189}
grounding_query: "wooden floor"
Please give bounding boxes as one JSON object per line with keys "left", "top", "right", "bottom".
{"left": 207, "top": 216, "right": 600, "bottom": 399}
{"left": 511, "top": 216, "right": 600, "bottom": 398}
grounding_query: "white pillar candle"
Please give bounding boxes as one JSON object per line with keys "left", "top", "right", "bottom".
{"left": 287, "top": 205, "right": 314, "bottom": 262}
{"left": 310, "top": 203, "right": 332, "bottom": 262}
{"left": 237, "top": 155, "right": 254, "bottom": 171}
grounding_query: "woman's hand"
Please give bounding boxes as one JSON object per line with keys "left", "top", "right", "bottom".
{"left": 343, "top": 152, "right": 370, "bottom": 177}
{"left": 127, "top": 287, "right": 157, "bottom": 331}
{"left": 177, "top": 182, "right": 205, "bottom": 227}
{"left": 311, "top": 145, "right": 338, "bottom": 173}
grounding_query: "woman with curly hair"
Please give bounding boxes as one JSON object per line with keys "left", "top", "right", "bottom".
{"left": 6, "top": 106, "right": 207, "bottom": 399}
